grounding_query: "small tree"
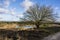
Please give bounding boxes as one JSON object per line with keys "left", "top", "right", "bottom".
{"left": 20, "top": 4, "right": 55, "bottom": 29}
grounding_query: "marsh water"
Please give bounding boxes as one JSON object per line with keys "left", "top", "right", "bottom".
{"left": 42, "top": 32, "right": 60, "bottom": 40}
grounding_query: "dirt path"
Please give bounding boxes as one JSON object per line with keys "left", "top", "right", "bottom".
{"left": 42, "top": 32, "right": 60, "bottom": 40}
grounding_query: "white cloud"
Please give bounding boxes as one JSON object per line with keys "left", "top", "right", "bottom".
{"left": 10, "top": 8, "right": 16, "bottom": 15}
{"left": 17, "top": 13, "right": 24, "bottom": 18}
{"left": 0, "top": 7, "right": 16, "bottom": 15}
{"left": 0, "top": 0, "right": 16, "bottom": 14}
{"left": 0, "top": 0, "right": 10, "bottom": 8}
{"left": 3, "top": 0, "right": 10, "bottom": 8}
{"left": 0, "top": 8, "right": 9, "bottom": 14}
{"left": 53, "top": 7, "right": 60, "bottom": 14}
{"left": 0, "top": 9, "right": 22, "bottom": 21}
{"left": 0, "top": 0, "right": 11, "bottom": 8}
{"left": 54, "top": 7, "right": 59, "bottom": 10}
{"left": 0, "top": 0, "right": 23, "bottom": 21}
{"left": 54, "top": 7, "right": 60, "bottom": 15}
{"left": 20, "top": 0, "right": 34, "bottom": 11}
{"left": 53, "top": 7, "right": 60, "bottom": 22}
{"left": 0, "top": 7, "right": 19, "bottom": 21}
{"left": 9, "top": 8, "right": 23, "bottom": 18}
{"left": 55, "top": 7, "right": 59, "bottom": 10}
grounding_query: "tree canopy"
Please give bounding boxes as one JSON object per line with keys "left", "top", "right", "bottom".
{"left": 20, "top": 4, "right": 56, "bottom": 29}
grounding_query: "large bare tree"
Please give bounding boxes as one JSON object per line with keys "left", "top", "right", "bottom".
{"left": 20, "top": 4, "right": 56, "bottom": 29}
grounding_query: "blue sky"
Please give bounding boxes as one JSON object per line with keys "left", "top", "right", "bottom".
{"left": 0, "top": 0, "right": 60, "bottom": 21}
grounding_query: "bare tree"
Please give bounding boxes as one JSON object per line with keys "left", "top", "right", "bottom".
{"left": 20, "top": 4, "right": 56, "bottom": 29}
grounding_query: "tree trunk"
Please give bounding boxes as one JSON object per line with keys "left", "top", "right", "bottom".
{"left": 36, "top": 24, "right": 40, "bottom": 29}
